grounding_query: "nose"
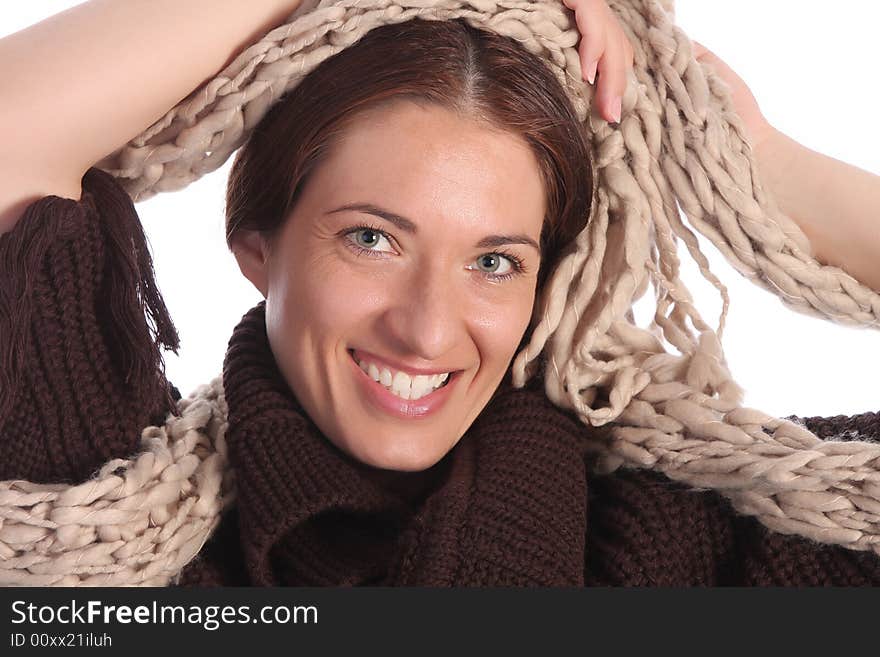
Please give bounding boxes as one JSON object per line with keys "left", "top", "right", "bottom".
{"left": 382, "top": 261, "right": 464, "bottom": 363}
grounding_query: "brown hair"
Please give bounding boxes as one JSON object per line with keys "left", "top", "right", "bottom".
{"left": 225, "top": 16, "right": 592, "bottom": 295}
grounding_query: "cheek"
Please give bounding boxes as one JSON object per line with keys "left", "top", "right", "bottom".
{"left": 471, "top": 289, "right": 537, "bottom": 357}
{"left": 277, "top": 251, "right": 381, "bottom": 334}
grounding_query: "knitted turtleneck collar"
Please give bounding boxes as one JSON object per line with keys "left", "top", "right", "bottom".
{"left": 221, "top": 301, "right": 589, "bottom": 586}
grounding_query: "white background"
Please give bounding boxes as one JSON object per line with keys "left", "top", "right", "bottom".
{"left": 2, "top": 1, "right": 878, "bottom": 417}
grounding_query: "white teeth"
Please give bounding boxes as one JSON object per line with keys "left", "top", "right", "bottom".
{"left": 355, "top": 355, "right": 451, "bottom": 401}
{"left": 391, "top": 370, "right": 409, "bottom": 398}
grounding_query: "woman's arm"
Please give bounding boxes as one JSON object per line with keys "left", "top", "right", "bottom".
{"left": 754, "top": 127, "right": 880, "bottom": 292}
{"left": 691, "top": 40, "right": 880, "bottom": 293}
{"left": 0, "top": 0, "right": 302, "bottom": 234}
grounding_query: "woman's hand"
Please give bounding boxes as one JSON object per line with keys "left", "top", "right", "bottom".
{"left": 690, "top": 39, "right": 775, "bottom": 154}
{"left": 562, "top": 0, "right": 635, "bottom": 124}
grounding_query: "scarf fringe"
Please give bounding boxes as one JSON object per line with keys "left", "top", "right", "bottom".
{"left": 0, "top": 169, "right": 181, "bottom": 427}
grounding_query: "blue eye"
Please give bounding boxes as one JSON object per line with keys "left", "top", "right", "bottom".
{"left": 474, "top": 253, "right": 516, "bottom": 279}
{"left": 342, "top": 223, "right": 526, "bottom": 282}
{"left": 471, "top": 248, "right": 527, "bottom": 282}
{"left": 349, "top": 226, "right": 394, "bottom": 253}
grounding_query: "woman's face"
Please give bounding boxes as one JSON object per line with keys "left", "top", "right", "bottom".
{"left": 235, "top": 100, "right": 546, "bottom": 474}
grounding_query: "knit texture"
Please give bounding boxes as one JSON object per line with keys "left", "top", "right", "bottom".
{"left": 86, "top": 0, "right": 880, "bottom": 555}
{"left": 0, "top": 168, "right": 180, "bottom": 484}
{"left": 583, "top": 469, "right": 880, "bottom": 586}
{"left": 173, "top": 301, "right": 880, "bottom": 586}
{"left": 1, "top": 173, "right": 879, "bottom": 585}
{"left": 177, "top": 300, "right": 589, "bottom": 586}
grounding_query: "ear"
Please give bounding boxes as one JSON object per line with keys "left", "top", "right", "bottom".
{"left": 231, "top": 229, "right": 270, "bottom": 299}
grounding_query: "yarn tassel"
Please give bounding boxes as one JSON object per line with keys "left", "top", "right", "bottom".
{"left": 0, "top": 168, "right": 181, "bottom": 427}
{"left": 94, "top": 169, "right": 182, "bottom": 419}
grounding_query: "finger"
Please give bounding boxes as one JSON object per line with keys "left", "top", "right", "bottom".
{"left": 574, "top": 17, "right": 605, "bottom": 84}
{"left": 596, "top": 35, "right": 628, "bottom": 123}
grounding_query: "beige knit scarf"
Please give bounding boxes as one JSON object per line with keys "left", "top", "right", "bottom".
{"left": 2, "top": 0, "right": 879, "bottom": 586}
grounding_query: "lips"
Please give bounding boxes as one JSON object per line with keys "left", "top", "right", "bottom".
{"left": 349, "top": 348, "right": 455, "bottom": 378}
{"left": 347, "top": 349, "right": 458, "bottom": 418}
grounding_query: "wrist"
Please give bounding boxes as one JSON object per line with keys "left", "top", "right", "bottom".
{"left": 751, "top": 125, "right": 797, "bottom": 199}
{"left": 752, "top": 124, "right": 785, "bottom": 168}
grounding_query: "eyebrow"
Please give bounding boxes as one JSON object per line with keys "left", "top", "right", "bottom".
{"left": 327, "top": 202, "right": 541, "bottom": 253}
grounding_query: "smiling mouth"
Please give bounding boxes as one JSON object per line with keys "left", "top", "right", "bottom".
{"left": 347, "top": 349, "right": 456, "bottom": 391}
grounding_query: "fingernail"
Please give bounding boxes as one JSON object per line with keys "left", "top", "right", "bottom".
{"left": 609, "top": 96, "right": 622, "bottom": 124}
{"left": 586, "top": 60, "right": 598, "bottom": 85}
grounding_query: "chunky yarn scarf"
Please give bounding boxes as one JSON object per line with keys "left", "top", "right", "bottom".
{"left": 2, "top": 0, "right": 880, "bottom": 585}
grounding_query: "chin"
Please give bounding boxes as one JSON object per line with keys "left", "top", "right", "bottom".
{"left": 349, "top": 438, "right": 449, "bottom": 473}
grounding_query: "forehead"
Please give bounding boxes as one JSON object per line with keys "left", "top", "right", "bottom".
{"left": 300, "top": 101, "right": 546, "bottom": 237}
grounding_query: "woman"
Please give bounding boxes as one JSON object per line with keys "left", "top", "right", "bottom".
{"left": 0, "top": 0, "right": 878, "bottom": 586}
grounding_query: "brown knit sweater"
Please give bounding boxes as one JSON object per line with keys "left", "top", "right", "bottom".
{"left": 1, "top": 167, "right": 879, "bottom": 586}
